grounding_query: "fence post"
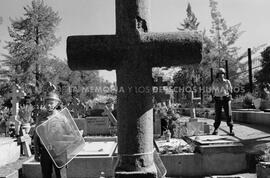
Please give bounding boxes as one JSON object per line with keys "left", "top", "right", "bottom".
{"left": 248, "top": 48, "right": 253, "bottom": 93}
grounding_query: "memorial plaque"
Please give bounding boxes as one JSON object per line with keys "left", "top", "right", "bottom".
{"left": 86, "top": 117, "right": 110, "bottom": 135}
{"left": 36, "top": 108, "right": 85, "bottom": 168}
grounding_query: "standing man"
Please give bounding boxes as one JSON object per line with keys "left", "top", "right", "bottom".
{"left": 34, "top": 92, "right": 67, "bottom": 178}
{"left": 212, "top": 68, "right": 234, "bottom": 136}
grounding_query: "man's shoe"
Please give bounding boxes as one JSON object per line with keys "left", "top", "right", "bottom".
{"left": 212, "top": 130, "right": 218, "bottom": 135}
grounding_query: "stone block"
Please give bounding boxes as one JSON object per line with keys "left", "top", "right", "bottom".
{"left": 232, "top": 111, "right": 270, "bottom": 126}
{"left": 22, "top": 155, "right": 118, "bottom": 178}
{"left": 74, "top": 118, "right": 87, "bottom": 136}
{"left": 85, "top": 117, "right": 111, "bottom": 135}
{"left": 186, "top": 121, "right": 204, "bottom": 136}
{"left": 256, "top": 162, "right": 270, "bottom": 178}
{"left": 160, "top": 153, "right": 204, "bottom": 177}
{"left": 22, "top": 158, "right": 57, "bottom": 178}
{"left": 0, "top": 138, "right": 20, "bottom": 168}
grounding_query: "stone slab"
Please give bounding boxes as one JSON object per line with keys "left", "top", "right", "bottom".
{"left": 0, "top": 156, "right": 31, "bottom": 178}
{"left": 22, "top": 158, "right": 56, "bottom": 178}
{"left": 0, "top": 138, "right": 20, "bottom": 168}
{"left": 85, "top": 117, "right": 111, "bottom": 135}
{"left": 160, "top": 151, "right": 246, "bottom": 177}
{"left": 155, "top": 138, "right": 191, "bottom": 154}
{"left": 22, "top": 154, "right": 118, "bottom": 178}
{"left": 189, "top": 135, "right": 240, "bottom": 145}
{"left": 78, "top": 141, "right": 117, "bottom": 156}
{"left": 74, "top": 118, "right": 87, "bottom": 136}
{"left": 256, "top": 162, "right": 270, "bottom": 178}
{"left": 232, "top": 110, "right": 270, "bottom": 126}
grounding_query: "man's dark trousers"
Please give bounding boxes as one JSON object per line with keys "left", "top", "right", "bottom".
{"left": 40, "top": 148, "right": 67, "bottom": 178}
{"left": 214, "top": 96, "right": 233, "bottom": 130}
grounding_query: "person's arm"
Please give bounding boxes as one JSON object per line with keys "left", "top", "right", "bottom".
{"left": 211, "top": 81, "right": 216, "bottom": 101}
{"left": 227, "top": 80, "right": 233, "bottom": 95}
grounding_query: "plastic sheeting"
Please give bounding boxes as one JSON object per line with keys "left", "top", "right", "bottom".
{"left": 36, "top": 108, "right": 85, "bottom": 168}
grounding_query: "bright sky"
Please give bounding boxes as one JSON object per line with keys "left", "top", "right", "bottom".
{"left": 1, "top": 0, "right": 270, "bottom": 82}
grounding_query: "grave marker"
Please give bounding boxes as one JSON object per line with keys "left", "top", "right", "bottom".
{"left": 18, "top": 129, "right": 32, "bottom": 157}
{"left": 67, "top": 0, "right": 202, "bottom": 176}
{"left": 86, "top": 116, "right": 111, "bottom": 135}
{"left": 6, "top": 84, "right": 26, "bottom": 135}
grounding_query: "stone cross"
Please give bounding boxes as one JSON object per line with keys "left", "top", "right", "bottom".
{"left": 7, "top": 84, "right": 26, "bottom": 135}
{"left": 67, "top": 1, "right": 202, "bottom": 177}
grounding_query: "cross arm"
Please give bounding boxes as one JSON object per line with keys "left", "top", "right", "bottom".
{"left": 67, "top": 35, "right": 122, "bottom": 70}
{"left": 139, "top": 31, "right": 202, "bottom": 67}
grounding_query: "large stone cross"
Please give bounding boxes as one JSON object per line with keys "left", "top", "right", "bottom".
{"left": 67, "top": 1, "right": 202, "bottom": 177}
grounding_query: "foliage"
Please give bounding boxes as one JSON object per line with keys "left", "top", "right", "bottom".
{"left": 255, "top": 46, "right": 270, "bottom": 98}
{"left": 4, "top": 0, "right": 61, "bottom": 87}
{"left": 178, "top": 3, "right": 199, "bottom": 31}
{"left": 174, "top": 3, "right": 201, "bottom": 101}
{"left": 242, "top": 92, "right": 255, "bottom": 109}
{"left": 192, "top": 0, "right": 244, "bottom": 91}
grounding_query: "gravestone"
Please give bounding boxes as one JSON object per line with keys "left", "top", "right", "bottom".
{"left": 153, "top": 77, "right": 170, "bottom": 104}
{"left": 6, "top": 84, "right": 26, "bottom": 136}
{"left": 85, "top": 116, "right": 111, "bottom": 135}
{"left": 0, "top": 137, "right": 20, "bottom": 167}
{"left": 67, "top": 0, "right": 202, "bottom": 177}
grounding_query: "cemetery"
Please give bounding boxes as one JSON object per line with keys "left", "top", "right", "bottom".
{"left": 1, "top": 0, "right": 270, "bottom": 178}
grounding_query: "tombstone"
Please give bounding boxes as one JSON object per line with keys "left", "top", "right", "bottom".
{"left": 6, "top": 84, "right": 26, "bottom": 136}
{"left": 85, "top": 116, "right": 111, "bottom": 135}
{"left": 67, "top": 0, "right": 202, "bottom": 177}
{"left": 153, "top": 77, "right": 171, "bottom": 104}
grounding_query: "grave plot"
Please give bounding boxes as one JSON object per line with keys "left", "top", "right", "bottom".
{"left": 0, "top": 137, "right": 20, "bottom": 168}
{"left": 22, "top": 137, "right": 119, "bottom": 178}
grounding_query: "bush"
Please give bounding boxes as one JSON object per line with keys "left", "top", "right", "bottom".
{"left": 243, "top": 93, "right": 256, "bottom": 109}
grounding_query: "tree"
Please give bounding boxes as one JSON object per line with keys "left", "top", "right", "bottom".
{"left": 174, "top": 3, "right": 200, "bottom": 99}
{"left": 255, "top": 46, "right": 270, "bottom": 98}
{"left": 208, "top": 0, "right": 244, "bottom": 69}
{"left": 199, "top": 0, "right": 245, "bottom": 88}
{"left": 178, "top": 3, "right": 199, "bottom": 31}
{"left": 5, "top": 0, "right": 61, "bottom": 87}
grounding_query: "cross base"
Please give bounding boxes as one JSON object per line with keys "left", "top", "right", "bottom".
{"left": 115, "top": 167, "right": 157, "bottom": 178}
{"left": 115, "top": 173, "right": 157, "bottom": 178}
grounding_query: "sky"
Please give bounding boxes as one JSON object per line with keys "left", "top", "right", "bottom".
{"left": 1, "top": 0, "right": 270, "bottom": 82}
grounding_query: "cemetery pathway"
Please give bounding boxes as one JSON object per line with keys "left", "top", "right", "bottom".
{"left": 200, "top": 117, "right": 270, "bottom": 148}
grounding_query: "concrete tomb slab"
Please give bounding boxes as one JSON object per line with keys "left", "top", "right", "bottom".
{"left": 78, "top": 141, "right": 117, "bottom": 157}
{"left": 22, "top": 138, "right": 118, "bottom": 178}
{"left": 155, "top": 138, "right": 191, "bottom": 154}
{"left": 0, "top": 137, "right": 20, "bottom": 168}
{"left": 189, "top": 135, "right": 240, "bottom": 145}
